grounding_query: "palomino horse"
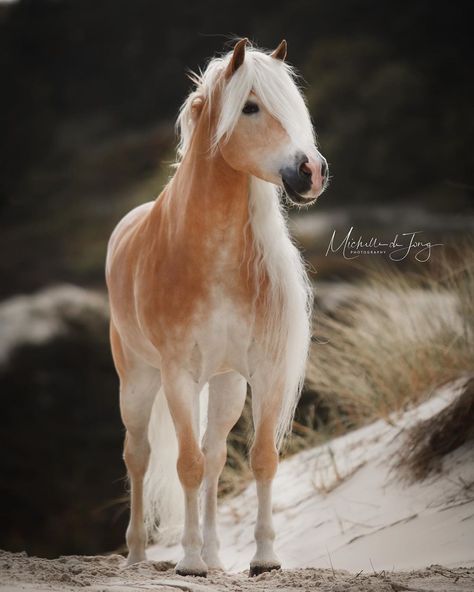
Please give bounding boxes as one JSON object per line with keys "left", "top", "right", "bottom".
{"left": 106, "top": 38, "right": 328, "bottom": 577}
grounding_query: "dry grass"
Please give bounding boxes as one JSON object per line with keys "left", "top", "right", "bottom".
{"left": 306, "top": 246, "right": 474, "bottom": 431}
{"left": 221, "top": 246, "right": 474, "bottom": 495}
{"left": 394, "top": 377, "right": 474, "bottom": 482}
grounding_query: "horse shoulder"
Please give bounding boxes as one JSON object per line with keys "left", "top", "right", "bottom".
{"left": 106, "top": 202, "right": 154, "bottom": 275}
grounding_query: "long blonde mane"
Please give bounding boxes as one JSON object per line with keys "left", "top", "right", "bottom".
{"left": 176, "top": 43, "right": 314, "bottom": 448}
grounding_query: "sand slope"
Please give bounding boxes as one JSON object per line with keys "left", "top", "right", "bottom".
{"left": 149, "top": 378, "right": 474, "bottom": 574}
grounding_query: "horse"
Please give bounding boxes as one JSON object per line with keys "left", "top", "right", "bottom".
{"left": 106, "top": 38, "right": 328, "bottom": 577}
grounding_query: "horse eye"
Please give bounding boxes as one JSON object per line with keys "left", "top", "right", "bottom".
{"left": 242, "top": 101, "right": 260, "bottom": 115}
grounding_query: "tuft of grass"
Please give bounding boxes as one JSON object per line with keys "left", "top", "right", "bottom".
{"left": 305, "top": 246, "right": 474, "bottom": 432}
{"left": 394, "top": 377, "right": 474, "bottom": 482}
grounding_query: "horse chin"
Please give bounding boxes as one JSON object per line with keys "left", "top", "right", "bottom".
{"left": 282, "top": 179, "right": 318, "bottom": 207}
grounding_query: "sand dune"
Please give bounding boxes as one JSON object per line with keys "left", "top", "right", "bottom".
{"left": 1, "top": 379, "right": 473, "bottom": 591}
{"left": 149, "top": 378, "right": 474, "bottom": 574}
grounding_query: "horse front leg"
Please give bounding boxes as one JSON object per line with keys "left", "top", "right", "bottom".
{"left": 202, "top": 371, "right": 247, "bottom": 569}
{"left": 162, "top": 366, "right": 208, "bottom": 577}
{"left": 248, "top": 373, "right": 283, "bottom": 577}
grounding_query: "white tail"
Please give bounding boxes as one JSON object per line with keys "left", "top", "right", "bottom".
{"left": 143, "top": 384, "right": 209, "bottom": 545}
{"left": 143, "top": 387, "right": 184, "bottom": 545}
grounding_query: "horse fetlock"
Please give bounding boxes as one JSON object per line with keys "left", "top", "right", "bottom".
{"left": 202, "top": 542, "right": 223, "bottom": 570}
{"left": 125, "top": 525, "right": 147, "bottom": 566}
{"left": 181, "top": 531, "right": 204, "bottom": 551}
{"left": 125, "top": 549, "right": 147, "bottom": 566}
{"left": 254, "top": 523, "right": 276, "bottom": 543}
{"left": 126, "top": 523, "right": 147, "bottom": 550}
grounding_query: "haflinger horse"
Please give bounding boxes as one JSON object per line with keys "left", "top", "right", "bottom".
{"left": 106, "top": 38, "right": 328, "bottom": 577}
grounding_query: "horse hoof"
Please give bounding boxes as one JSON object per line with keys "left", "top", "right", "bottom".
{"left": 249, "top": 564, "right": 281, "bottom": 577}
{"left": 176, "top": 568, "right": 208, "bottom": 578}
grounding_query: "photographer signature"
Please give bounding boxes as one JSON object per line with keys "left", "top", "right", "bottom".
{"left": 325, "top": 227, "right": 443, "bottom": 262}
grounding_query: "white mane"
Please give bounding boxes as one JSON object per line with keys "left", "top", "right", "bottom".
{"left": 248, "top": 177, "right": 313, "bottom": 448}
{"left": 176, "top": 44, "right": 314, "bottom": 449}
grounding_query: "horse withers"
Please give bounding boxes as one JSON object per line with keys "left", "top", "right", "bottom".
{"left": 106, "top": 38, "right": 328, "bottom": 577}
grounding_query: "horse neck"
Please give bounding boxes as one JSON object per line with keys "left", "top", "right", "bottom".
{"left": 153, "top": 110, "right": 251, "bottom": 257}
{"left": 172, "top": 146, "right": 249, "bottom": 228}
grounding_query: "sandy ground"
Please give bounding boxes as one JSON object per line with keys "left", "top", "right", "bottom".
{"left": 1, "top": 551, "right": 474, "bottom": 592}
{"left": 2, "top": 380, "right": 473, "bottom": 592}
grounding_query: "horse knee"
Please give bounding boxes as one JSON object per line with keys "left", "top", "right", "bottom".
{"left": 177, "top": 441, "right": 204, "bottom": 489}
{"left": 255, "top": 522, "right": 275, "bottom": 543}
{"left": 250, "top": 443, "right": 278, "bottom": 481}
{"left": 202, "top": 441, "right": 227, "bottom": 476}
{"left": 124, "top": 433, "right": 150, "bottom": 477}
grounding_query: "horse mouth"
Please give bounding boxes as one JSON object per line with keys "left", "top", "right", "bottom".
{"left": 282, "top": 179, "right": 316, "bottom": 206}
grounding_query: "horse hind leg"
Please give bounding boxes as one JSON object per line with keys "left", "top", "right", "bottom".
{"left": 122, "top": 367, "right": 161, "bottom": 565}
{"left": 112, "top": 326, "right": 161, "bottom": 565}
{"left": 201, "top": 371, "right": 247, "bottom": 570}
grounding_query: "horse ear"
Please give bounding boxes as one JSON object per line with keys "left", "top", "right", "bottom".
{"left": 190, "top": 95, "right": 204, "bottom": 120}
{"left": 225, "top": 38, "right": 248, "bottom": 79}
{"left": 271, "top": 39, "right": 287, "bottom": 62}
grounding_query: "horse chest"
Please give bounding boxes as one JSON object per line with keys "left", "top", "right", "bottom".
{"left": 188, "top": 288, "right": 259, "bottom": 381}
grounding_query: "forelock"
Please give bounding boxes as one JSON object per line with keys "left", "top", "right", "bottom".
{"left": 176, "top": 45, "right": 316, "bottom": 159}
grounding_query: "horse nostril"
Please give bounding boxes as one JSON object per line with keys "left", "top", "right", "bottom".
{"left": 321, "top": 159, "right": 327, "bottom": 179}
{"left": 299, "top": 162, "right": 312, "bottom": 178}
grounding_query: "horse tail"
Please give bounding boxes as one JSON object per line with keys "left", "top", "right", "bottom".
{"left": 143, "top": 386, "right": 183, "bottom": 545}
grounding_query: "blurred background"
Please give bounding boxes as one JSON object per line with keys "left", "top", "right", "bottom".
{"left": 0, "top": 0, "right": 472, "bottom": 559}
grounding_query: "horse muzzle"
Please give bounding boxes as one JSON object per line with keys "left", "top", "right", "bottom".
{"left": 280, "top": 152, "right": 328, "bottom": 205}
